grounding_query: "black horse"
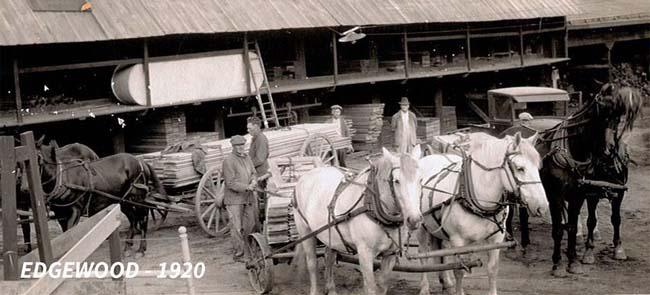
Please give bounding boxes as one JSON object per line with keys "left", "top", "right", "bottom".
{"left": 38, "top": 143, "right": 167, "bottom": 257}
{"left": 500, "top": 84, "right": 641, "bottom": 277}
{"left": 16, "top": 139, "right": 99, "bottom": 252}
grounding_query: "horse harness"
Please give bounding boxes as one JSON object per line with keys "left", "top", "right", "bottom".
{"left": 292, "top": 164, "right": 405, "bottom": 256}
{"left": 42, "top": 157, "right": 159, "bottom": 214}
{"left": 420, "top": 145, "right": 542, "bottom": 241}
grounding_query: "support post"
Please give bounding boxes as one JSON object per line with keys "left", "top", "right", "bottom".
{"left": 13, "top": 58, "right": 23, "bottom": 124}
{"left": 243, "top": 33, "right": 252, "bottom": 94}
{"left": 332, "top": 32, "right": 338, "bottom": 85}
{"left": 179, "top": 227, "right": 196, "bottom": 295}
{"left": 434, "top": 86, "right": 443, "bottom": 130}
{"left": 519, "top": 25, "right": 525, "bottom": 66}
{"left": 605, "top": 41, "right": 615, "bottom": 82}
{"left": 143, "top": 39, "right": 152, "bottom": 107}
{"left": 294, "top": 36, "right": 307, "bottom": 79}
{"left": 112, "top": 128, "right": 125, "bottom": 154}
{"left": 403, "top": 31, "right": 410, "bottom": 79}
{"left": 465, "top": 26, "right": 472, "bottom": 71}
{"left": 564, "top": 21, "right": 569, "bottom": 58}
{"left": 1, "top": 136, "right": 18, "bottom": 280}
{"left": 20, "top": 131, "right": 53, "bottom": 266}
{"left": 108, "top": 231, "right": 122, "bottom": 281}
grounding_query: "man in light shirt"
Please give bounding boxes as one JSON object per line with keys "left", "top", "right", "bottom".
{"left": 329, "top": 105, "right": 351, "bottom": 167}
{"left": 391, "top": 97, "right": 417, "bottom": 153}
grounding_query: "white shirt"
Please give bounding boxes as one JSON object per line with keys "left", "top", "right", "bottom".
{"left": 401, "top": 111, "right": 409, "bottom": 132}
{"left": 334, "top": 117, "right": 343, "bottom": 136}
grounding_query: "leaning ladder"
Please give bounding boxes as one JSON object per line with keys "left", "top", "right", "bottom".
{"left": 245, "top": 40, "right": 280, "bottom": 129}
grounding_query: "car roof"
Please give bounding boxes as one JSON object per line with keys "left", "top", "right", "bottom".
{"left": 488, "top": 87, "right": 569, "bottom": 102}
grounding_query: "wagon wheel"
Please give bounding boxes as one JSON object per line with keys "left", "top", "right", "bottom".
{"left": 195, "top": 167, "right": 229, "bottom": 237}
{"left": 247, "top": 233, "right": 273, "bottom": 294}
{"left": 299, "top": 133, "right": 339, "bottom": 166}
{"left": 149, "top": 208, "right": 168, "bottom": 230}
{"left": 421, "top": 143, "right": 436, "bottom": 157}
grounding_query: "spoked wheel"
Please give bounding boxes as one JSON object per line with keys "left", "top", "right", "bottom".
{"left": 195, "top": 167, "right": 229, "bottom": 237}
{"left": 247, "top": 233, "right": 273, "bottom": 294}
{"left": 300, "top": 133, "right": 339, "bottom": 166}
{"left": 149, "top": 208, "right": 168, "bottom": 230}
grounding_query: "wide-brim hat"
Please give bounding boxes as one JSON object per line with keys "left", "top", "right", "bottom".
{"left": 230, "top": 135, "right": 246, "bottom": 145}
{"left": 399, "top": 97, "right": 410, "bottom": 105}
{"left": 330, "top": 104, "right": 342, "bottom": 110}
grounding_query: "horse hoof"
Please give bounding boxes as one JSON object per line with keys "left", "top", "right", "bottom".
{"left": 582, "top": 250, "right": 595, "bottom": 264}
{"left": 567, "top": 262, "right": 585, "bottom": 274}
{"left": 614, "top": 245, "right": 627, "bottom": 260}
{"left": 552, "top": 266, "right": 568, "bottom": 278}
{"left": 593, "top": 230, "right": 602, "bottom": 241}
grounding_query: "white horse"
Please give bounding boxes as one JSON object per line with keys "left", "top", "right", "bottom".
{"left": 293, "top": 147, "right": 424, "bottom": 295}
{"left": 417, "top": 133, "right": 548, "bottom": 295}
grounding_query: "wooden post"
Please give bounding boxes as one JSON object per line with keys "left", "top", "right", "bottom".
{"left": 243, "top": 33, "right": 252, "bottom": 94}
{"left": 564, "top": 20, "right": 569, "bottom": 58}
{"left": 13, "top": 58, "right": 23, "bottom": 124}
{"left": 214, "top": 108, "right": 225, "bottom": 139}
{"left": 108, "top": 231, "right": 123, "bottom": 281}
{"left": 179, "top": 227, "right": 196, "bottom": 295}
{"left": 434, "top": 86, "right": 443, "bottom": 132}
{"left": 606, "top": 41, "right": 615, "bottom": 82}
{"left": 403, "top": 31, "right": 410, "bottom": 79}
{"left": 465, "top": 26, "right": 472, "bottom": 71}
{"left": 332, "top": 32, "right": 338, "bottom": 85}
{"left": 20, "top": 131, "right": 53, "bottom": 266}
{"left": 519, "top": 25, "right": 525, "bottom": 66}
{"left": 143, "top": 39, "right": 152, "bottom": 107}
{"left": 294, "top": 37, "right": 307, "bottom": 80}
{"left": 1, "top": 136, "right": 18, "bottom": 280}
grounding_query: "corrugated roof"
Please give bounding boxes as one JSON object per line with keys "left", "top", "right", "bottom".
{"left": 568, "top": 0, "right": 650, "bottom": 28}
{"left": 0, "top": 0, "right": 581, "bottom": 46}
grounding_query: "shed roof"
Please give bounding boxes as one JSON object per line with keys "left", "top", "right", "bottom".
{"left": 568, "top": 0, "right": 650, "bottom": 29}
{"left": 0, "top": 0, "right": 580, "bottom": 46}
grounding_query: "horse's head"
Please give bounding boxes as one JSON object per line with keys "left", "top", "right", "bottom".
{"left": 596, "top": 85, "right": 642, "bottom": 156}
{"left": 472, "top": 133, "right": 548, "bottom": 217}
{"left": 375, "top": 146, "right": 423, "bottom": 230}
{"left": 37, "top": 140, "right": 59, "bottom": 187}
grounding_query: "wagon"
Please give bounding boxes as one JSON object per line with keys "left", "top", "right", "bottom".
{"left": 244, "top": 154, "right": 515, "bottom": 294}
{"left": 147, "top": 131, "right": 343, "bottom": 237}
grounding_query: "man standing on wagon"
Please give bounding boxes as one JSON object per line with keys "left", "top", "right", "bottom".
{"left": 329, "top": 104, "right": 351, "bottom": 167}
{"left": 247, "top": 116, "right": 269, "bottom": 230}
{"left": 222, "top": 135, "right": 257, "bottom": 261}
{"left": 391, "top": 97, "right": 417, "bottom": 153}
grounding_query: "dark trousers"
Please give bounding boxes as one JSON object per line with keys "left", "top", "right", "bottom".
{"left": 337, "top": 149, "right": 347, "bottom": 167}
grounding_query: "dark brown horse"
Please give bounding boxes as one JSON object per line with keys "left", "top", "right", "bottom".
{"left": 16, "top": 140, "right": 99, "bottom": 252}
{"left": 38, "top": 143, "right": 166, "bottom": 256}
{"left": 500, "top": 84, "right": 642, "bottom": 277}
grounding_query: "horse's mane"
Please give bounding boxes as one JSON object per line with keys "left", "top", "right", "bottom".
{"left": 599, "top": 85, "right": 643, "bottom": 132}
{"left": 470, "top": 137, "right": 541, "bottom": 169}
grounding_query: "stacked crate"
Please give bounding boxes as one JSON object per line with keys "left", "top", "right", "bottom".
{"left": 416, "top": 117, "right": 441, "bottom": 143}
{"left": 343, "top": 104, "right": 385, "bottom": 151}
{"left": 440, "top": 106, "right": 458, "bottom": 134}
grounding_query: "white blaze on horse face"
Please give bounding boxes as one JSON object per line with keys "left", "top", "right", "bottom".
{"left": 509, "top": 142, "right": 548, "bottom": 217}
{"left": 396, "top": 154, "right": 423, "bottom": 230}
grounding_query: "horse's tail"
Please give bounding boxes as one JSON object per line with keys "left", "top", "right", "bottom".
{"left": 143, "top": 162, "right": 167, "bottom": 198}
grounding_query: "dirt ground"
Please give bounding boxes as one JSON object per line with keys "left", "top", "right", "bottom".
{"left": 4, "top": 156, "right": 650, "bottom": 294}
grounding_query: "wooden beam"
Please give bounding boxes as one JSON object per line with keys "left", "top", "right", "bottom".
{"left": 20, "top": 131, "right": 53, "bottom": 266}
{"left": 18, "top": 204, "right": 118, "bottom": 270}
{"left": 294, "top": 36, "right": 307, "bottom": 79}
{"left": 332, "top": 32, "right": 338, "bottom": 85}
{"left": 243, "top": 33, "right": 252, "bottom": 94}
{"left": 466, "top": 99, "right": 490, "bottom": 123}
{"left": 108, "top": 231, "right": 123, "bottom": 281}
{"left": 406, "top": 26, "right": 566, "bottom": 43}
{"left": 13, "top": 58, "right": 23, "bottom": 124}
{"left": 1, "top": 136, "right": 18, "bottom": 280}
{"left": 465, "top": 26, "right": 472, "bottom": 71}
{"left": 22, "top": 205, "right": 122, "bottom": 295}
{"left": 564, "top": 23, "right": 569, "bottom": 57}
{"left": 143, "top": 39, "right": 152, "bottom": 107}
{"left": 519, "top": 26, "right": 525, "bottom": 66}
{"left": 403, "top": 31, "right": 410, "bottom": 79}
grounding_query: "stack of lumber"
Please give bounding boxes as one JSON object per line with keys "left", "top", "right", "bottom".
{"left": 139, "top": 124, "right": 351, "bottom": 188}
{"left": 265, "top": 156, "right": 321, "bottom": 245}
{"left": 416, "top": 117, "right": 441, "bottom": 143}
{"left": 127, "top": 110, "right": 186, "bottom": 153}
{"left": 308, "top": 115, "right": 356, "bottom": 139}
{"left": 340, "top": 104, "right": 385, "bottom": 151}
{"left": 440, "top": 106, "right": 458, "bottom": 134}
{"left": 379, "top": 117, "right": 394, "bottom": 150}
{"left": 185, "top": 132, "right": 221, "bottom": 144}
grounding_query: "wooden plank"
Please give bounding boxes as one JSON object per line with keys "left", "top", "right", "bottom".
{"left": 1, "top": 136, "right": 19, "bottom": 280}
{"left": 466, "top": 99, "right": 490, "bottom": 123}
{"left": 108, "top": 231, "right": 123, "bottom": 281}
{"left": 22, "top": 204, "right": 122, "bottom": 295}
{"left": 20, "top": 131, "right": 53, "bottom": 266}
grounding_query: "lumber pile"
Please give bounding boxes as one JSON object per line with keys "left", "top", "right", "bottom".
{"left": 308, "top": 116, "right": 356, "bottom": 138}
{"left": 185, "top": 132, "right": 221, "bottom": 144}
{"left": 340, "top": 104, "right": 385, "bottom": 151}
{"left": 416, "top": 117, "right": 441, "bottom": 143}
{"left": 127, "top": 110, "right": 186, "bottom": 154}
{"left": 139, "top": 123, "right": 351, "bottom": 188}
{"left": 265, "top": 156, "right": 321, "bottom": 245}
{"left": 440, "top": 106, "right": 458, "bottom": 134}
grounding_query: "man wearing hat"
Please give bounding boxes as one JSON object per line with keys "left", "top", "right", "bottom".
{"left": 247, "top": 116, "right": 269, "bottom": 229}
{"left": 329, "top": 105, "right": 351, "bottom": 167}
{"left": 391, "top": 97, "right": 417, "bottom": 153}
{"left": 222, "top": 135, "right": 257, "bottom": 261}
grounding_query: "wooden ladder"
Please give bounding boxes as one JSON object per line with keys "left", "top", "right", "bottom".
{"left": 245, "top": 40, "right": 280, "bottom": 129}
